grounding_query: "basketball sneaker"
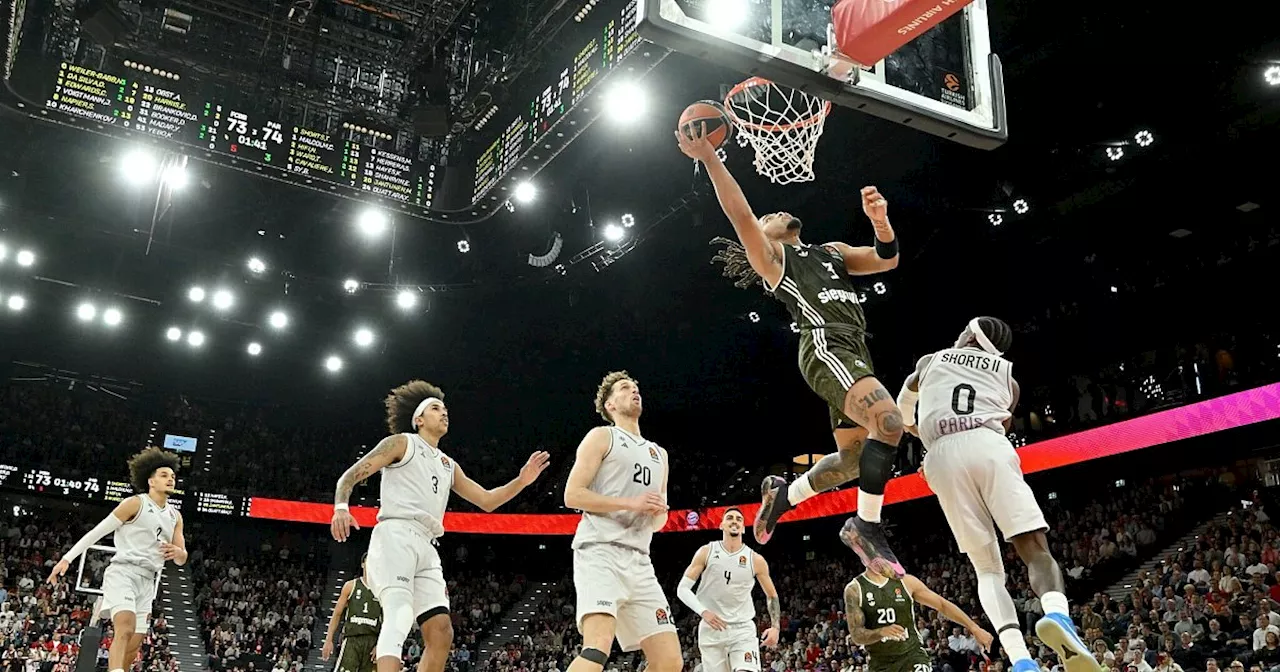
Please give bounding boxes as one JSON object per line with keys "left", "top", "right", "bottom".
{"left": 752, "top": 476, "right": 793, "bottom": 544}
{"left": 838, "top": 516, "right": 905, "bottom": 579}
{"left": 1011, "top": 659, "right": 1040, "bottom": 672}
{"left": 1035, "top": 613, "right": 1100, "bottom": 672}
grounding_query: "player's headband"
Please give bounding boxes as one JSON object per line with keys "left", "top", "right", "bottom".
{"left": 413, "top": 397, "right": 444, "bottom": 423}
{"left": 966, "top": 318, "right": 1003, "bottom": 356}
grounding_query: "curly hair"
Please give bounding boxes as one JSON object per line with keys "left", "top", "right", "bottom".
{"left": 127, "top": 446, "right": 180, "bottom": 493}
{"left": 384, "top": 380, "right": 446, "bottom": 434}
{"left": 594, "top": 370, "right": 634, "bottom": 424}
{"left": 710, "top": 237, "right": 763, "bottom": 290}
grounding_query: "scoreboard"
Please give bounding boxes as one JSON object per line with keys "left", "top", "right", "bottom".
{"left": 472, "top": 0, "right": 640, "bottom": 200}
{"left": 42, "top": 62, "right": 433, "bottom": 209}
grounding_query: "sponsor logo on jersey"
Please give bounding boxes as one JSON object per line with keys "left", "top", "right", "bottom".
{"left": 396, "top": 576, "right": 410, "bottom": 583}
{"left": 744, "top": 653, "right": 754, "bottom": 663}
{"left": 597, "top": 600, "right": 613, "bottom": 607}
{"left": 655, "top": 608, "right": 670, "bottom": 625}
{"left": 648, "top": 447, "right": 660, "bottom": 463}
{"left": 440, "top": 456, "right": 452, "bottom": 469}
{"left": 739, "top": 556, "right": 748, "bottom": 567}
{"left": 816, "top": 288, "right": 865, "bottom": 305}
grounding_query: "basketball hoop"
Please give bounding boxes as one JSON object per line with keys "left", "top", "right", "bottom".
{"left": 724, "top": 77, "right": 832, "bottom": 185}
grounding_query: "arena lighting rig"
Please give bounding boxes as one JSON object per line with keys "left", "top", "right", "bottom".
{"left": 1, "top": 381, "right": 1277, "bottom": 528}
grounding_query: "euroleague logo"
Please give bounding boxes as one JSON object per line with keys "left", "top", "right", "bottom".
{"left": 944, "top": 73, "right": 961, "bottom": 91}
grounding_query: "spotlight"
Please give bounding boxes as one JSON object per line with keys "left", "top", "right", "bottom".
{"left": 103, "top": 308, "right": 123, "bottom": 326}
{"left": 187, "top": 331, "right": 205, "bottom": 347}
{"left": 76, "top": 303, "right": 96, "bottom": 322}
{"left": 705, "top": 0, "right": 750, "bottom": 30}
{"left": 0, "top": 244, "right": 6, "bottom": 261}
{"left": 513, "top": 182, "right": 536, "bottom": 204}
{"left": 188, "top": 287, "right": 205, "bottom": 303}
{"left": 396, "top": 290, "right": 418, "bottom": 310}
{"left": 324, "top": 355, "right": 343, "bottom": 372}
{"left": 247, "top": 257, "right": 266, "bottom": 274}
{"left": 6, "top": 295, "right": 24, "bottom": 311}
{"left": 602, "top": 223, "right": 625, "bottom": 242}
{"left": 988, "top": 213, "right": 1003, "bottom": 226}
{"left": 1134, "top": 130, "right": 1154, "bottom": 147}
{"left": 247, "top": 342, "right": 262, "bottom": 356}
{"left": 621, "top": 213, "right": 636, "bottom": 228}
{"left": 354, "top": 327, "right": 375, "bottom": 347}
{"left": 457, "top": 240, "right": 471, "bottom": 253}
{"left": 604, "top": 81, "right": 647, "bottom": 124}
{"left": 1106, "top": 146, "right": 1124, "bottom": 161}
{"left": 872, "top": 282, "right": 887, "bottom": 295}
{"left": 1012, "top": 199, "right": 1029, "bottom": 214}
{"left": 748, "top": 311, "right": 760, "bottom": 323}
{"left": 1110, "top": 286, "right": 1119, "bottom": 293}
{"left": 789, "top": 322, "right": 800, "bottom": 334}
{"left": 161, "top": 164, "right": 189, "bottom": 190}
{"left": 211, "top": 289, "right": 234, "bottom": 311}
{"left": 268, "top": 311, "right": 288, "bottom": 329}
{"left": 166, "top": 327, "right": 182, "bottom": 341}
{"left": 343, "top": 278, "right": 360, "bottom": 294}
{"left": 15, "top": 250, "right": 34, "bottom": 267}
{"left": 1265, "top": 65, "right": 1280, "bottom": 86}
{"left": 357, "top": 209, "right": 389, "bottom": 237}
{"left": 120, "top": 149, "right": 159, "bottom": 186}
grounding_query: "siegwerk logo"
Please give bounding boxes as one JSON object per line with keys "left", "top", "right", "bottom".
{"left": 817, "top": 288, "right": 864, "bottom": 305}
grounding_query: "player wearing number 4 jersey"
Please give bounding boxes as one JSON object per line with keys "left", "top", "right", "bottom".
{"left": 677, "top": 508, "right": 781, "bottom": 672}
{"left": 898, "top": 318, "right": 1100, "bottom": 672}
{"left": 330, "top": 380, "right": 550, "bottom": 672}
{"left": 564, "top": 371, "right": 682, "bottom": 672}
{"left": 843, "top": 570, "right": 990, "bottom": 672}
{"left": 678, "top": 126, "right": 905, "bottom": 578}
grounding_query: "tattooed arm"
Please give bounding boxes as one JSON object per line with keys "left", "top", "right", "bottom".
{"left": 754, "top": 552, "right": 782, "bottom": 648}
{"left": 330, "top": 434, "right": 408, "bottom": 541}
{"left": 844, "top": 580, "right": 903, "bottom": 646}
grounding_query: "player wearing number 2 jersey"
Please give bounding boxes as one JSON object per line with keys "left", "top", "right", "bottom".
{"left": 898, "top": 318, "right": 1099, "bottom": 672}
{"left": 842, "top": 571, "right": 990, "bottom": 672}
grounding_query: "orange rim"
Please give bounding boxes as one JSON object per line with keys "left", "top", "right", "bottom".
{"left": 724, "top": 76, "right": 832, "bottom": 133}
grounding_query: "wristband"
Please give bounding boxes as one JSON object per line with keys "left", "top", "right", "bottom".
{"left": 874, "top": 237, "right": 898, "bottom": 259}
{"left": 334, "top": 503, "right": 349, "bottom": 511}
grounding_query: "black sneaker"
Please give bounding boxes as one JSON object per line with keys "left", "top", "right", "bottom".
{"left": 753, "top": 476, "right": 794, "bottom": 544}
{"left": 838, "top": 516, "right": 905, "bottom": 578}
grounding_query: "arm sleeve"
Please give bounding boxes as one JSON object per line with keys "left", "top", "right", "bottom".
{"left": 677, "top": 576, "right": 708, "bottom": 615}
{"left": 63, "top": 514, "right": 124, "bottom": 563}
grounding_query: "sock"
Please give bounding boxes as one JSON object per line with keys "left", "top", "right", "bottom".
{"left": 1041, "top": 591, "right": 1069, "bottom": 617}
{"left": 857, "top": 493, "right": 884, "bottom": 523}
{"left": 787, "top": 477, "right": 817, "bottom": 506}
{"left": 999, "top": 629, "right": 1033, "bottom": 663}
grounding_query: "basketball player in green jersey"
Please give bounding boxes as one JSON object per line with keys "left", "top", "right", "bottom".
{"left": 322, "top": 554, "right": 383, "bottom": 672}
{"left": 676, "top": 124, "right": 906, "bottom": 577}
{"left": 844, "top": 570, "right": 991, "bottom": 672}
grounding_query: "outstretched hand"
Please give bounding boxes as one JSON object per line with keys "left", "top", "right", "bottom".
{"left": 518, "top": 451, "right": 552, "bottom": 486}
{"left": 675, "top": 122, "right": 720, "bottom": 163}
{"left": 861, "top": 186, "right": 889, "bottom": 227}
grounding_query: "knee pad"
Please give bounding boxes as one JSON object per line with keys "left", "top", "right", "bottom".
{"left": 858, "top": 439, "right": 899, "bottom": 495}
{"left": 579, "top": 647, "right": 609, "bottom": 666}
{"left": 969, "top": 543, "right": 1018, "bottom": 630}
{"left": 375, "top": 587, "right": 416, "bottom": 660}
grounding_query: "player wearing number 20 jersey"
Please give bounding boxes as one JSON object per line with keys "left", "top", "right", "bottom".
{"left": 842, "top": 572, "right": 990, "bottom": 672}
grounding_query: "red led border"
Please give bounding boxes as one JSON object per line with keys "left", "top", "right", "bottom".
{"left": 249, "top": 381, "right": 1280, "bottom": 534}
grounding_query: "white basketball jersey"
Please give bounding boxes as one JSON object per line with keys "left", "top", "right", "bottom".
{"left": 917, "top": 347, "right": 1014, "bottom": 446}
{"left": 112, "top": 494, "right": 177, "bottom": 574}
{"left": 377, "top": 433, "right": 455, "bottom": 535}
{"left": 571, "top": 426, "right": 666, "bottom": 553}
{"left": 696, "top": 541, "right": 757, "bottom": 624}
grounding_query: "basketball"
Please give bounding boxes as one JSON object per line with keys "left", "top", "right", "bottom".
{"left": 678, "top": 100, "right": 732, "bottom": 149}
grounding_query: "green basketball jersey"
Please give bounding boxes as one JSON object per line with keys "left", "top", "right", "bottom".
{"left": 855, "top": 573, "right": 928, "bottom": 669}
{"left": 342, "top": 578, "right": 382, "bottom": 638}
{"left": 767, "top": 243, "right": 868, "bottom": 332}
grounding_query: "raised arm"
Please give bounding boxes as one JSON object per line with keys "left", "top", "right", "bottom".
{"left": 564, "top": 427, "right": 657, "bottom": 514}
{"left": 897, "top": 354, "right": 933, "bottom": 437}
{"left": 844, "top": 580, "right": 901, "bottom": 646}
{"left": 322, "top": 579, "right": 357, "bottom": 661}
{"left": 451, "top": 451, "right": 551, "bottom": 512}
{"left": 902, "top": 574, "right": 992, "bottom": 651}
{"left": 48, "top": 496, "right": 143, "bottom": 584}
{"left": 825, "top": 186, "right": 900, "bottom": 275}
{"left": 331, "top": 434, "right": 408, "bottom": 542}
{"left": 755, "top": 552, "right": 782, "bottom": 647}
{"left": 676, "top": 126, "right": 783, "bottom": 287}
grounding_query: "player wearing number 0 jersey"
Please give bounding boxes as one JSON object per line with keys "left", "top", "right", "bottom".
{"left": 677, "top": 508, "right": 781, "bottom": 672}
{"left": 842, "top": 571, "right": 990, "bottom": 672}
{"left": 47, "top": 447, "right": 187, "bottom": 672}
{"left": 563, "top": 372, "right": 682, "bottom": 672}
{"left": 330, "top": 380, "right": 550, "bottom": 672}
{"left": 898, "top": 318, "right": 1099, "bottom": 672}
{"left": 322, "top": 554, "right": 383, "bottom": 672}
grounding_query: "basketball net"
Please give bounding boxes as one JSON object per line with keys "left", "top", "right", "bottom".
{"left": 724, "top": 77, "right": 832, "bottom": 185}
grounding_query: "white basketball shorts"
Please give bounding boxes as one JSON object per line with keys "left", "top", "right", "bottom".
{"left": 365, "top": 518, "right": 449, "bottom": 618}
{"left": 573, "top": 543, "right": 677, "bottom": 652}
{"left": 698, "top": 621, "right": 761, "bottom": 672}
{"left": 922, "top": 429, "right": 1049, "bottom": 554}
{"left": 99, "top": 563, "right": 158, "bottom": 621}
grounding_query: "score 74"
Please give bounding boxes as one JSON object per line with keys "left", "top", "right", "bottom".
{"left": 226, "top": 112, "right": 285, "bottom": 144}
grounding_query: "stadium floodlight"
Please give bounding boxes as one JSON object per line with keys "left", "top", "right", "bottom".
{"left": 211, "top": 289, "right": 234, "bottom": 311}
{"left": 1012, "top": 199, "right": 1029, "bottom": 214}
{"left": 1134, "top": 130, "right": 1154, "bottom": 147}
{"left": 76, "top": 303, "right": 96, "bottom": 322}
{"left": 325, "top": 355, "right": 344, "bottom": 372}
{"left": 396, "top": 290, "right": 418, "bottom": 310}
{"left": 357, "top": 209, "right": 389, "bottom": 237}
{"left": 988, "top": 213, "right": 1003, "bottom": 226}
{"left": 1265, "top": 65, "right": 1280, "bottom": 86}
{"left": 605, "top": 81, "right": 647, "bottom": 124}
{"left": 15, "top": 250, "right": 34, "bottom": 267}
{"left": 247, "top": 342, "right": 262, "bottom": 356}
{"left": 120, "top": 149, "right": 159, "bottom": 186}
{"left": 268, "top": 311, "right": 289, "bottom": 329}
{"left": 602, "top": 223, "right": 625, "bottom": 242}
{"left": 247, "top": 257, "right": 266, "bottom": 274}
{"left": 748, "top": 311, "right": 760, "bottom": 323}
{"left": 353, "top": 327, "right": 375, "bottom": 348}
{"left": 161, "top": 164, "right": 189, "bottom": 190}
{"left": 6, "top": 295, "right": 24, "bottom": 311}
{"left": 343, "top": 278, "right": 360, "bottom": 294}
{"left": 103, "top": 308, "right": 123, "bottom": 326}
{"left": 457, "top": 240, "right": 471, "bottom": 253}
{"left": 187, "top": 331, "right": 205, "bottom": 347}
{"left": 166, "top": 327, "right": 182, "bottom": 341}
{"left": 1106, "top": 146, "right": 1124, "bottom": 161}
{"left": 513, "top": 182, "right": 536, "bottom": 204}
{"left": 0, "top": 244, "right": 6, "bottom": 262}
{"left": 621, "top": 213, "right": 636, "bottom": 228}
{"left": 188, "top": 286, "right": 205, "bottom": 302}
{"left": 705, "top": 0, "right": 750, "bottom": 30}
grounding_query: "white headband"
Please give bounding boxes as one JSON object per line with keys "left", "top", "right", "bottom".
{"left": 967, "top": 318, "right": 1003, "bottom": 356}
{"left": 413, "top": 397, "right": 444, "bottom": 424}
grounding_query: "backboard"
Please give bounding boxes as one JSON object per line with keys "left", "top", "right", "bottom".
{"left": 637, "top": 0, "right": 1007, "bottom": 149}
